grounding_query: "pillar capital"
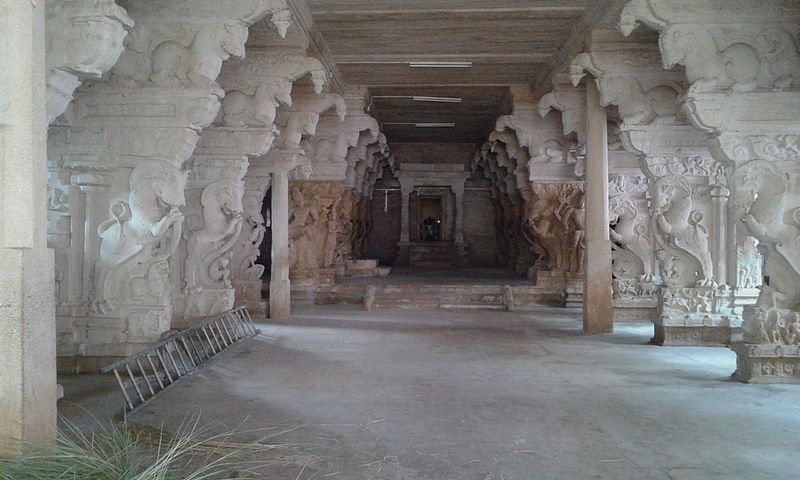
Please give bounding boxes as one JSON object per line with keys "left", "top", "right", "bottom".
{"left": 45, "top": 0, "right": 133, "bottom": 123}
{"left": 110, "top": 0, "right": 294, "bottom": 97}
{"left": 216, "top": 51, "right": 328, "bottom": 130}
{"left": 620, "top": 0, "right": 800, "bottom": 94}
{"left": 538, "top": 75, "right": 587, "bottom": 146}
{"left": 495, "top": 88, "right": 579, "bottom": 181}
{"left": 275, "top": 88, "right": 346, "bottom": 150}
{"left": 568, "top": 33, "right": 686, "bottom": 134}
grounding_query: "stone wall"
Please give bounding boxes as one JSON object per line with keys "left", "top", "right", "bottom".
{"left": 463, "top": 188, "right": 499, "bottom": 267}
{"left": 367, "top": 190, "right": 401, "bottom": 265}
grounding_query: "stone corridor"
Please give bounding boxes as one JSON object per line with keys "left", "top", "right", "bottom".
{"left": 61, "top": 306, "right": 800, "bottom": 479}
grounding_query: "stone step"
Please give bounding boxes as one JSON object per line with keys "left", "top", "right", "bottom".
{"left": 308, "top": 282, "right": 571, "bottom": 311}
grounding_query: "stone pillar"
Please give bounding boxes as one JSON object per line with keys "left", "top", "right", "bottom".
{"left": 453, "top": 182, "right": 465, "bottom": 244}
{"left": 620, "top": 0, "right": 800, "bottom": 381}
{"left": 400, "top": 181, "right": 413, "bottom": 243}
{"left": 268, "top": 156, "right": 295, "bottom": 319}
{"left": 570, "top": 33, "right": 737, "bottom": 345}
{"left": 396, "top": 181, "right": 413, "bottom": 266}
{"left": 231, "top": 167, "right": 271, "bottom": 316}
{"left": 710, "top": 181, "right": 730, "bottom": 285}
{"left": 0, "top": 0, "right": 57, "bottom": 453}
{"left": 175, "top": 49, "right": 328, "bottom": 323}
{"left": 583, "top": 79, "right": 614, "bottom": 333}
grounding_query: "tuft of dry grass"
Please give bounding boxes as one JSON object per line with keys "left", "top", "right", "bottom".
{"left": 0, "top": 413, "right": 322, "bottom": 480}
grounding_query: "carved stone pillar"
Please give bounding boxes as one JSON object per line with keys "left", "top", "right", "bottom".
{"left": 0, "top": 0, "right": 57, "bottom": 453}
{"left": 231, "top": 166, "right": 271, "bottom": 316}
{"left": 496, "top": 85, "right": 583, "bottom": 289}
{"left": 571, "top": 32, "right": 738, "bottom": 344}
{"left": 175, "top": 50, "right": 329, "bottom": 323}
{"left": 583, "top": 79, "right": 613, "bottom": 333}
{"left": 261, "top": 87, "right": 347, "bottom": 314}
{"left": 47, "top": 0, "right": 293, "bottom": 369}
{"left": 621, "top": 0, "right": 800, "bottom": 379}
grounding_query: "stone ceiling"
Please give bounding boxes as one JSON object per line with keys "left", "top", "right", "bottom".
{"left": 305, "top": 0, "right": 595, "bottom": 144}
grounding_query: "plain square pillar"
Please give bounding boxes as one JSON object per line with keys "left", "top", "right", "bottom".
{"left": 0, "top": 0, "right": 57, "bottom": 454}
{"left": 582, "top": 79, "right": 613, "bottom": 334}
{"left": 269, "top": 169, "right": 291, "bottom": 319}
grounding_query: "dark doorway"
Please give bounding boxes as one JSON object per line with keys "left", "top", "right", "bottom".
{"left": 258, "top": 187, "right": 272, "bottom": 277}
{"left": 419, "top": 197, "right": 443, "bottom": 241}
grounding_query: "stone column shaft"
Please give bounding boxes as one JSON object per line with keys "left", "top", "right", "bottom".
{"left": 270, "top": 170, "right": 291, "bottom": 319}
{"left": 710, "top": 185, "right": 729, "bottom": 285}
{"left": 453, "top": 183, "right": 465, "bottom": 244}
{"left": 583, "top": 79, "right": 613, "bottom": 333}
{"left": 400, "top": 182, "right": 412, "bottom": 243}
{"left": 0, "top": 1, "right": 57, "bottom": 454}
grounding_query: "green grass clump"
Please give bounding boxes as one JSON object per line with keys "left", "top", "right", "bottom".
{"left": 0, "top": 414, "right": 304, "bottom": 480}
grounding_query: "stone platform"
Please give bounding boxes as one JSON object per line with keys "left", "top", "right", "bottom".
{"left": 315, "top": 268, "right": 564, "bottom": 311}
{"left": 397, "top": 241, "right": 469, "bottom": 269}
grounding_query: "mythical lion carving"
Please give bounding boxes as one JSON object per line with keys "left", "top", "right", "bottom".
{"left": 609, "top": 175, "right": 657, "bottom": 297}
{"left": 731, "top": 160, "right": 800, "bottom": 311}
{"left": 650, "top": 175, "right": 714, "bottom": 288}
{"left": 659, "top": 25, "right": 800, "bottom": 93}
{"left": 150, "top": 22, "right": 247, "bottom": 91}
{"left": 222, "top": 79, "right": 292, "bottom": 127}
{"left": 91, "top": 161, "right": 187, "bottom": 314}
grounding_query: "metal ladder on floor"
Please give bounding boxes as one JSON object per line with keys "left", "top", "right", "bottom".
{"left": 100, "top": 306, "right": 259, "bottom": 414}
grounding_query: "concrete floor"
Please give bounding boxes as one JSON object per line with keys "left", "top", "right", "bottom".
{"left": 60, "top": 306, "right": 800, "bottom": 480}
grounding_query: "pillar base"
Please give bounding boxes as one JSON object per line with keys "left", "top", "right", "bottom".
{"left": 395, "top": 241, "right": 411, "bottom": 267}
{"left": 269, "top": 278, "right": 291, "bottom": 319}
{"left": 0, "top": 247, "right": 57, "bottom": 453}
{"left": 652, "top": 315, "right": 741, "bottom": 346}
{"left": 732, "top": 342, "right": 800, "bottom": 384}
{"left": 654, "top": 286, "right": 742, "bottom": 346}
{"left": 583, "top": 239, "right": 613, "bottom": 334}
{"left": 613, "top": 296, "right": 658, "bottom": 322}
{"left": 232, "top": 279, "right": 267, "bottom": 317}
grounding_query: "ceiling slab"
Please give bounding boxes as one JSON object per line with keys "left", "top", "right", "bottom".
{"left": 307, "top": 0, "right": 593, "bottom": 143}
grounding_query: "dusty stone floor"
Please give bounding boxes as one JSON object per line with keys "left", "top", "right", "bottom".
{"left": 60, "top": 305, "right": 800, "bottom": 480}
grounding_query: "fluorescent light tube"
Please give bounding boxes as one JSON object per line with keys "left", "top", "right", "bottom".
{"left": 412, "top": 96, "right": 462, "bottom": 103}
{"left": 408, "top": 62, "right": 473, "bottom": 68}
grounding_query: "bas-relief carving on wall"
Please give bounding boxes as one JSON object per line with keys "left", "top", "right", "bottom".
{"left": 731, "top": 160, "right": 800, "bottom": 310}
{"left": 183, "top": 180, "right": 243, "bottom": 317}
{"left": 90, "top": 161, "right": 187, "bottom": 340}
{"left": 523, "top": 182, "right": 586, "bottom": 275}
{"left": 609, "top": 174, "right": 658, "bottom": 299}
{"left": 285, "top": 179, "right": 374, "bottom": 287}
